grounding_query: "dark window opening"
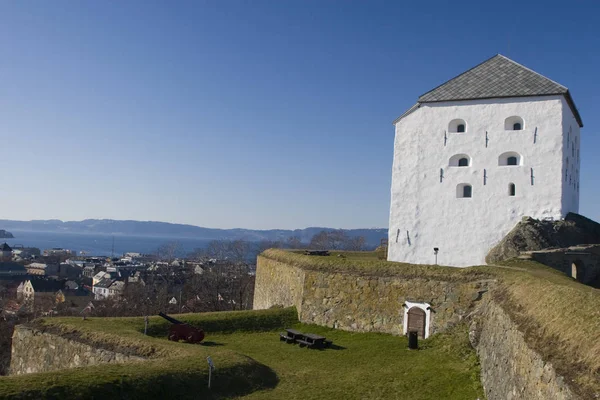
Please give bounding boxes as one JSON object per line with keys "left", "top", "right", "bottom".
{"left": 463, "top": 185, "right": 472, "bottom": 198}
{"left": 457, "top": 124, "right": 465, "bottom": 133}
{"left": 507, "top": 156, "right": 518, "bottom": 166}
{"left": 509, "top": 183, "right": 516, "bottom": 196}
{"left": 458, "top": 158, "right": 469, "bottom": 167}
{"left": 513, "top": 123, "right": 522, "bottom": 130}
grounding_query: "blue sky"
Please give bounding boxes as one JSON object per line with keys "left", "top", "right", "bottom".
{"left": 0, "top": 1, "right": 598, "bottom": 229}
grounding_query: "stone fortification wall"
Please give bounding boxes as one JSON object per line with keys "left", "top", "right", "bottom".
{"left": 254, "top": 254, "right": 492, "bottom": 335}
{"left": 470, "top": 295, "right": 579, "bottom": 400}
{"left": 523, "top": 245, "right": 600, "bottom": 288}
{"left": 10, "top": 325, "right": 144, "bottom": 375}
{"left": 253, "top": 256, "right": 305, "bottom": 312}
{"left": 300, "top": 269, "right": 490, "bottom": 335}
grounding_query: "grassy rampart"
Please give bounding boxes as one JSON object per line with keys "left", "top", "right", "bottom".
{"left": 265, "top": 249, "right": 492, "bottom": 281}
{"left": 487, "top": 259, "right": 600, "bottom": 398}
{"left": 0, "top": 308, "right": 297, "bottom": 399}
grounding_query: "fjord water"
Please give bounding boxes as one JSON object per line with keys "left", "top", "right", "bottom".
{"left": 2, "top": 230, "right": 212, "bottom": 256}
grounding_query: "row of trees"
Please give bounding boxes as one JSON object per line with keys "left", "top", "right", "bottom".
{"left": 156, "top": 231, "right": 368, "bottom": 262}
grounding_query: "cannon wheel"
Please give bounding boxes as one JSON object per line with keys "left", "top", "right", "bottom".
{"left": 169, "top": 333, "right": 179, "bottom": 342}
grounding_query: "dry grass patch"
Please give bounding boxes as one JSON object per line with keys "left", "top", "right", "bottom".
{"left": 485, "top": 260, "right": 600, "bottom": 398}
{"left": 263, "top": 249, "right": 491, "bottom": 281}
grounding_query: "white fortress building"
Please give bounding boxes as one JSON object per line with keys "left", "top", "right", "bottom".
{"left": 388, "top": 55, "right": 583, "bottom": 267}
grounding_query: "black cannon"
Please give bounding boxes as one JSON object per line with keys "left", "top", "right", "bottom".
{"left": 158, "top": 312, "right": 205, "bottom": 344}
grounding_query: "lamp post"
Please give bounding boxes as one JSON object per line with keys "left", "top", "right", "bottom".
{"left": 433, "top": 248, "right": 439, "bottom": 265}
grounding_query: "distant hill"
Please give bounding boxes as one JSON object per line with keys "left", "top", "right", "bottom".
{"left": 0, "top": 230, "right": 13, "bottom": 238}
{"left": 0, "top": 219, "right": 387, "bottom": 248}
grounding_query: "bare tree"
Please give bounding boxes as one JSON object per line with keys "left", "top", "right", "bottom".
{"left": 286, "top": 236, "right": 303, "bottom": 249}
{"left": 156, "top": 241, "right": 183, "bottom": 264}
{"left": 309, "top": 230, "right": 366, "bottom": 251}
{"left": 345, "top": 236, "right": 366, "bottom": 251}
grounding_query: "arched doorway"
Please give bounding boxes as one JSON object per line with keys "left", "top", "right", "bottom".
{"left": 407, "top": 307, "right": 426, "bottom": 339}
{"left": 571, "top": 260, "right": 584, "bottom": 281}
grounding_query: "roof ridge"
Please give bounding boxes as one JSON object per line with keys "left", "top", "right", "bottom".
{"left": 496, "top": 54, "right": 568, "bottom": 91}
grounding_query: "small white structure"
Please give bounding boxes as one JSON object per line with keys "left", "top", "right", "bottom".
{"left": 17, "top": 280, "right": 34, "bottom": 300}
{"left": 388, "top": 55, "right": 583, "bottom": 267}
{"left": 403, "top": 301, "right": 432, "bottom": 339}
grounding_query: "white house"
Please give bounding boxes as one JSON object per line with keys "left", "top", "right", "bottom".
{"left": 16, "top": 280, "right": 34, "bottom": 300}
{"left": 93, "top": 278, "right": 125, "bottom": 300}
{"left": 93, "top": 278, "right": 112, "bottom": 300}
{"left": 388, "top": 54, "right": 582, "bottom": 267}
{"left": 92, "top": 271, "right": 111, "bottom": 286}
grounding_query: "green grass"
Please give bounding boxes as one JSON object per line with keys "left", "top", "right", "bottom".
{"left": 209, "top": 323, "right": 484, "bottom": 400}
{"left": 0, "top": 308, "right": 484, "bottom": 400}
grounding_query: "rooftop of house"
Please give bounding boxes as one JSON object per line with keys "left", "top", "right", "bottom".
{"left": 109, "top": 281, "right": 125, "bottom": 291}
{"left": 29, "top": 279, "right": 66, "bottom": 293}
{"left": 0, "top": 243, "right": 12, "bottom": 251}
{"left": 0, "top": 262, "right": 27, "bottom": 275}
{"left": 94, "top": 278, "right": 114, "bottom": 289}
{"left": 27, "top": 263, "right": 49, "bottom": 269}
{"left": 93, "top": 271, "right": 110, "bottom": 280}
{"left": 395, "top": 54, "right": 583, "bottom": 127}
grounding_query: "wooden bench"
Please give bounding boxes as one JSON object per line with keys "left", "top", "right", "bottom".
{"left": 296, "top": 339, "right": 315, "bottom": 348}
{"left": 279, "top": 332, "right": 295, "bottom": 343}
{"left": 304, "top": 250, "right": 330, "bottom": 256}
{"left": 279, "top": 329, "right": 334, "bottom": 349}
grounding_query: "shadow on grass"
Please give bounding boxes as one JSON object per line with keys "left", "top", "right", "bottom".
{"left": 296, "top": 344, "right": 346, "bottom": 351}
{"left": 208, "top": 360, "right": 280, "bottom": 399}
{"left": 201, "top": 341, "right": 224, "bottom": 347}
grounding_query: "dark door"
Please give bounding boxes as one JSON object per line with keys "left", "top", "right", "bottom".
{"left": 407, "top": 307, "right": 426, "bottom": 338}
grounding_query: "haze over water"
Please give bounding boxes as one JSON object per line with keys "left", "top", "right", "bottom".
{"left": 2, "top": 230, "right": 211, "bottom": 257}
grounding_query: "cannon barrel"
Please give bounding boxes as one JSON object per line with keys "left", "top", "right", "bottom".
{"left": 158, "top": 312, "right": 183, "bottom": 325}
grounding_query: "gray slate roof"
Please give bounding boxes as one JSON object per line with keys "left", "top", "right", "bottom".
{"left": 396, "top": 54, "right": 582, "bottom": 127}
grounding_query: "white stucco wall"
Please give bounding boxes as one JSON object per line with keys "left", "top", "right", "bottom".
{"left": 388, "top": 96, "right": 578, "bottom": 267}
{"left": 561, "top": 97, "right": 581, "bottom": 214}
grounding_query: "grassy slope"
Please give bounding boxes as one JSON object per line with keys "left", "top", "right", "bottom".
{"left": 0, "top": 309, "right": 296, "bottom": 399}
{"left": 481, "top": 259, "right": 600, "bottom": 397}
{"left": 0, "top": 308, "right": 484, "bottom": 400}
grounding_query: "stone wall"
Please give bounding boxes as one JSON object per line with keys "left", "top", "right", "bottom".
{"left": 300, "top": 269, "right": 492, "bottom": 335}
{"left": 253, "top": 256, "right": 305, "bottom": 312}
{"left": 254, "top": 254, "right": 493, "bottom": 335}
{"left": 521, "top": 245, "right": 600, "bottom": 288}
{"left": 470, "top": 295, "right": 579, "bottom": 400}
{"left": 10, "top": 325, "right": 145, "bottom": 375}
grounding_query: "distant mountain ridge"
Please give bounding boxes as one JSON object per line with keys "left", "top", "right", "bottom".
{"left": 0, "top": 219, "right": 387, "bottom": 247}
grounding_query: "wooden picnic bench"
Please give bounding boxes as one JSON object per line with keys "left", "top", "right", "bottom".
{"left": 280, "top": 328, "right": 304, "bottom": 344}
{"left": 304, "top": 250, "right": 330, "bottom": 256}
{"left": 279, "top": 329, "right": 333, "bottom": 349}
{"left": 298, "top": 333, "right": 332, "bottom": 349}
